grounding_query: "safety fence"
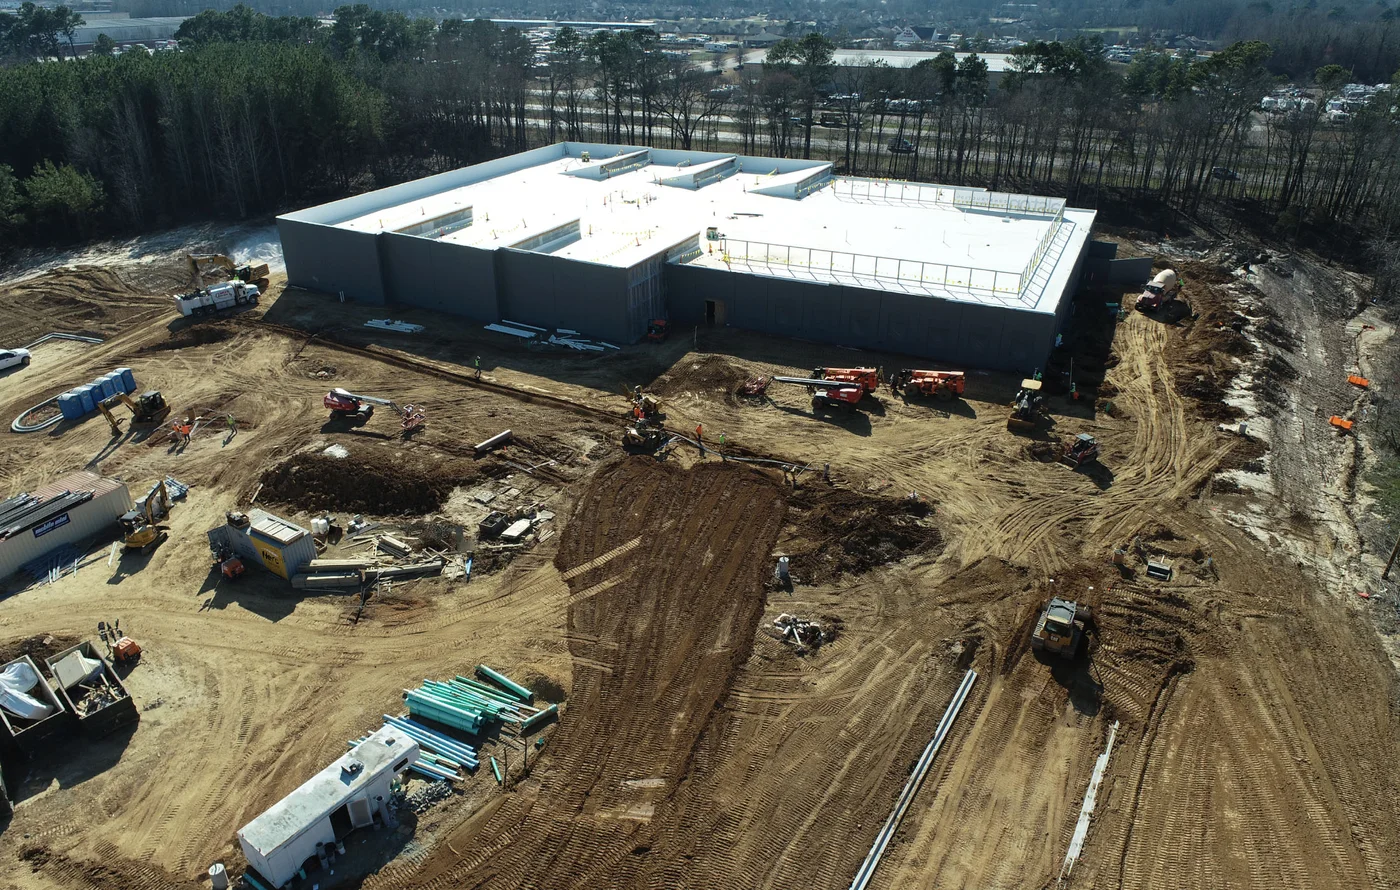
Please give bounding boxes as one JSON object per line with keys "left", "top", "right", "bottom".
{"left": 832, "top": 178, "right": 1067, "bottom": 217}
{"left": 718, "top": 238, "right": 1025, "bottom": 297}
{"left": 817, "top": 179, "right": 1069, "bottom": 298}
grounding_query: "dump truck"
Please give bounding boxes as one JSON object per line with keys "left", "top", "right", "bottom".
{"left": 1136, "top": 269, "right": 1180, "bottom": 312}
{"left": 891, "top": 369, "right": 966, "bottom": 401}
{"left": 175, "top": 280, "right": 260, "bottom": 318}
{"left": 1030, "top": 597, "right": 1090, "bottom": 659}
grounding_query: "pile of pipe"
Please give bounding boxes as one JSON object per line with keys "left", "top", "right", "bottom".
{"left": 400, "top": 666, "right": 557, "bottom": 738}
{"left": 350, "top": 714, "right": 479, "bottom": 782}
{"left": 403, "top": 665, "right": 559, "bottom": 738}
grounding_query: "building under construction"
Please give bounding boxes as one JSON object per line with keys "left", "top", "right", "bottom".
{"left": 278, "top": 143, "right": 1096, "bottom": 371}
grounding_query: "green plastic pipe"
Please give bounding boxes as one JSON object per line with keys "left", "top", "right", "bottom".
{"left": 490, "top": 755, "right": 502, "bottom": 785}
{"left": 476, "top": 664, "right": 533, "bottom": 702}
{"left": 453, "top": 676, "right": 533, "bottom": 707}
{"left": 520, "top": 703, "right": 559, "bottom": 733}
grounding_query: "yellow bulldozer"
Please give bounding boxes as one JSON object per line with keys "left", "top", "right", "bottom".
{"left": 1030, "top": 597, "right": 1092, "bottom": 659}
{"left": 97, "top": 391, "right": 171, "bottom": 436}
{"left": 120, "top": 480, "right": 170, "bottom": 553}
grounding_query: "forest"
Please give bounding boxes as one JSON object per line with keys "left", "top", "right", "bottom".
{"left": 1, "top": 6, "right": 1399, "bottom": 256}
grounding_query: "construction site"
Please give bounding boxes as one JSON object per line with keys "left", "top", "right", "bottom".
{"left": 0, "top": 214, "right": 1397, "bottom": 890}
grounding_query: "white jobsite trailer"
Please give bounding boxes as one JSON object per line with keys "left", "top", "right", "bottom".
{"left": 238, "top": 725, "right": 418, "bottom": 888}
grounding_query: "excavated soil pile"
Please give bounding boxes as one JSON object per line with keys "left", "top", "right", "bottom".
{"left": 783, "top": 487, "right": 943, "bottom": 582}
{"left": 412, "top": 457, "right": 787, "bottom": 890}
{"left": 652, "top": 354, "right": 751, "bottom": 404}
{"left": 141, "top": 322, "right": 237, "bottom": 352}
{"left": 1166, "top": 265, "right": 1257, "bottom": 422}
{"left": 257, "top": 448, "right": 489, "bottom": 515}
{"left": 0, "top": 633, "right": 82, "bottom": 665}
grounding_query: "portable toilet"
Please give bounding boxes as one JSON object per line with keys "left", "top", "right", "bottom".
{"left": 58, "top": 390, "right": 85, "bottom": 420}
{"left": 93, "top": 373, "right": 117, "bottom": 400}
{"left": 115, "top": 367, "right": 136, "bottom": 393}
{"left": 73, "top": 385, "right": 96, "bottom": 414}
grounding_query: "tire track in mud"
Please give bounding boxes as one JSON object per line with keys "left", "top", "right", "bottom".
{"left": 405, "top": 458, "right": 786, "bottom": 890}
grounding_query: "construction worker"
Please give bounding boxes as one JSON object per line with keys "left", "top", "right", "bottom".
{"left": 719, "top": 432, "right": 726, "bottom": 446}
{"left": 474, "top": 355, "right": 482, "bottom": 380}
{"left": 695, "top": 423, "right": 704, "bottom": 455}
{"left": 226, "top": 414, "right": 237, "bottom": 436}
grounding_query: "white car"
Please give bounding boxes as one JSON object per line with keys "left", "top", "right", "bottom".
{"left": 0, "top": 348, "right": 32, "bottom": 370}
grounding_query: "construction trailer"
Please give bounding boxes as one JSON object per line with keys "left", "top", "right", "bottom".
{"left": 44, "top": 640, "right": 138, "bottom": 738}
{"left": 238, "top": 725, "right": 419, "bottom": 888}
{"left": 279, "top": 142, "right": 1095, "bottom": 373}
{"left": 0, "top": 472, "right": 132, "bottom": 583}
{"left": 0, "top": 655, "right": 73, "bottom": 754}
{"left": 207, "top": 510, "right": 317, "bottom": 581}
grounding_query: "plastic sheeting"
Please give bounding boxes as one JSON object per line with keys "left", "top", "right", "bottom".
{"left": 0, "top": 661, "right": 55, "bottom": 720}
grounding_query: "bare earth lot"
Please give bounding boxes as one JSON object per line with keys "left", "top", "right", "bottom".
{"left": 0, "top": 240, "right": 1396, "bottom": 890}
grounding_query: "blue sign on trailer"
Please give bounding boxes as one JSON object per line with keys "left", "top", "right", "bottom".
{"left": 33, "top": 513, "right": 70, "bottom": 538}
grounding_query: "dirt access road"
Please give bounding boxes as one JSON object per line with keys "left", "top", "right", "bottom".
{"left": 0, "top": 243, "right": 1396, "bottom": 890}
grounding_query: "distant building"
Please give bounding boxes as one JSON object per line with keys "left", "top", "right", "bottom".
{"left": 279, "top": 142, "right": 1094, "bottom": 372}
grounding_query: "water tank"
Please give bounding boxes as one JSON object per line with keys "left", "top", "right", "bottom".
{"left": 58, "top": 390, "right": 84, "bottom": 420}
{"left": 208, "top": 863, "right": 229, "bottom": 890}
{"left": 116, "top": 367, "right": 136, "bottom": 393}
{"left": 73, "top": 384, "right": 96, "bottom": 414}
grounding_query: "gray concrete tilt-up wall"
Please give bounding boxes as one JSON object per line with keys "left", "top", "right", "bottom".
{"left": 663, "top": 264, "right": 1061, "bottom": 372}
{"left": 276, "top": 218, "right": 386, "bottom": 304}
{"left": 495, "top": 249, "right": 632, "bottom": 344}
{"left": 379, "top": 233, "right": 499, "bottom": 321}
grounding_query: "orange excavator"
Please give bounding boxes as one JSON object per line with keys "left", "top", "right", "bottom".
{"left": 891, "top": 369, "right": 966, "bottom": 401}
{"left": 812, "top": 367, "right": 880, "bottom": 397}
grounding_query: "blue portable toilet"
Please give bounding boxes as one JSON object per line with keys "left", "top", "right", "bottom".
{"left": 116, "top": 367, "right": 135, "bottom": 393}
{"left": 58, "top": 390, "right": 84, "bottom": 420}
{"left": 73, "top": 384, "right": 96, "bottom": 414}
{"left": 105, "top": 371, "right": 124, "bottom": 397}
{"left": 93, "top": 374, "right": 116, "bottom": 400}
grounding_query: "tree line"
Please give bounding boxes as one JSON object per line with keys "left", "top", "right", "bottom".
{"left": 4, "top": 8, "right": 1400, "bottom": 256}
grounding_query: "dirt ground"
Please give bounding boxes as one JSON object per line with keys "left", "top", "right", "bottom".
{"left": 0, "top": 234, "right": 1397, "bottom": 890}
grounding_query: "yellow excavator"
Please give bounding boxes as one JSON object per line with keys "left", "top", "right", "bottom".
{"left": 97, "top": 391, "right": 171, "bottom": 437}
{"left": 120, "top": 480, "right": 170, "bottom": 553}
{"left": 187, "top": 254, "right": 269, "bottom": 290}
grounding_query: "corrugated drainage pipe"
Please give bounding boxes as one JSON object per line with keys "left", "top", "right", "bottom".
{"left": 12, "top": 396, "right": 63, "bottom": 433}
